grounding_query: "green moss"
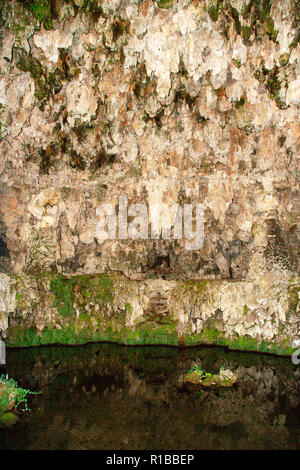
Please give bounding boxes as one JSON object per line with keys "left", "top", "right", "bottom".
{"left": 7, "top": 325, "right": 92, "bottom": 347}
{"left": 231, "top": 6, "right": 242, "bottom": 35}
{"left": 0, "top": 0, "right": 34, "bottom": 43}
{"left": 6, "top": 323, "right": 179, "bottom": 348}
{"left": 80, "top": 0, "right": 105, "bottom": 22}
{"left": 7, "top": 327, "right": 41, "bottom": 347}
{"left": 190, "top": 327, "right": 223, "bottom": 344}
{"left": 75, "top": 274, "right": 114, "bottom": 304}
{"left": 6, "top": 321, "right": 296, "bottom": 356}
{"left": 156, "top": 0, "right": 173, "bottom": 9}
{"left": 41, "top": 325, "right": 81, "bottom": 345}
{"left": 217, "top": 0, "right": 281, "bottom": 45}
{"left": 13, "top": 47, "right": 70, "bottom": 103}
{"left": 209, "top": 5, "right": 219, "bottom": 22}
{"left": 279, "top": 53, "right": 289, "bottom": 66}
{"left": 260, "top": 0, "right": 271, "bottom": 22}
{"left": 28, "top": 0, "right": 53, "bottom": 30}
{"left": 97, "top": 275, "right": 114, "bottom": 302}
{"left": 266, "top": 70, "right": 281, "bottom": 99}
{"left": 14, "top": 48, "right": 49, "bottom": 101}
{"left": 184, "top": 280, "right": 208, "bottom": 295}
{"left": 242, "top": 25, "right": 252, "bottom": 41}
{"left": 184, "top": 366, "right": 237, "bottom": 387}
{"left": 50, "top": 274, "right": 75, "bottom": 318}
{"left": 288, "top": 285, "right": 299, "bottom": 314}
{"left": 255, "top": 65, "right": 287, "bottom": 109}
{"left": 232, "top": 58, "right": 242, "bottom": 68}
{"left": 174, "top": 88, "right": 197, "bottom": 112}
{"left": 241, "top": 1, "right": 252, "bottom": 20}
{"left": 229, "top": 335, "right": 294, "bottom": 356}
{"left": 289, "top": 35, "right": 300, "bottom": 49}
{"left": 6, "top": 273, "right": 297, "bottom": 357}
{"left": 49, "top": 273, "right": 114, "bottom": 318}
{"left": 183, "top": 328, "right": 294, "bottom": 356}
{"left": 266, "top": 16, "right": 278, "bottom": 42}
{"left": 208, "top": 0, "right": 225, "bottom": 22}
{"left": 240, "top": 0, "right": 277, "bottom": 42}
{"left": 201, "top": 375, "right": 235, "bottom": 388}
{"left": 125, "top": 302, "right": 132, "bottom": 314}
{"left": 126, "top": 325, "right": 178, "bottom": 346}
{"left": 78, "top": 312, "right": 87, "bottom": 323}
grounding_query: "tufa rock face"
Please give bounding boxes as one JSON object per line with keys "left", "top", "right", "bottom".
{"left": 0, "top": 274, "right": 15, "bottom": 333}
{"left": 0, "top": 0, "right": 299, "bottom": 350}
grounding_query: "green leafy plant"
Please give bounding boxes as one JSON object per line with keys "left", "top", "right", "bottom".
{"left": 187, "top": 363, "right": 204, "bottom": 375}
{"left": 0, "top": 375, "right": 39, "bottom": 413}
{"left": 187, "top": 364, "right": 214, "bottom": 380}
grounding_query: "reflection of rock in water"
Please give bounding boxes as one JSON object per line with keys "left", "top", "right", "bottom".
{"left": 126, "top": 365, "right": 170, "bottom": 405}
{"left": 1, "top": 344, "right": 300, "bottom": 450}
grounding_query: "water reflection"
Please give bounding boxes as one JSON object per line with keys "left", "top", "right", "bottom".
{"left": 0, "top": 344, "right": 300, "bottom": 449}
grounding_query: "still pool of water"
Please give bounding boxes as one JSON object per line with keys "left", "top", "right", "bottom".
{"left": 1, "top": 343, "right": 300, "bottom": 450}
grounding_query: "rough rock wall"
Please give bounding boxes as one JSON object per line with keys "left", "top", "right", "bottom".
{"left": 0, "top": 0, "right": 299, "bottom": 351}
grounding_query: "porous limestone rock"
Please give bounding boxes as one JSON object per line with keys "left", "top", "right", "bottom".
{"left": 0, "top": 274, "right": 15, "bottom": 333}
{"left": 0, "top": 0, "right": 299, "bottom": 351}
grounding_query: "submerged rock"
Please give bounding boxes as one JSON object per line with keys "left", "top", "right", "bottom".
{"left": 0, "top": 380, "right": 18, "bottom": 427}
{"left": 0, "top": 411, "right": 18, "bottom": 428}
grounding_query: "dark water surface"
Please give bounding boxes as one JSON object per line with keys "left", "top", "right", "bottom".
{"left": 1, "top": 343, "right": 300, "bottom": 450}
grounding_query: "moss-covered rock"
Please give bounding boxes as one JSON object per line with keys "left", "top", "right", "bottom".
{"left": 50, "top": 274, "right": 75, "bottom": 317}
{"left": 26, "top": 0, "right": 53, "bottom": 30}
{"left": 183, "top": 366, "right": 238, "bottom": 388}
{"left": 6, "top": 322, "right": 179, "bottom": 347}
{"left": 156, "top": 0, "right": 173, "bottom": 10}
{"left": 14, "top": 47, "right": 50, "bottom": 101}
{"left": 5, "top": 320, "right": 296, "bottom": 356}
{"left": 0, "top": 375, "right": 38, "bottom": 427}
{"left": 0, "top": 411, "right": 18, "bottom": 427}
{"left": 4, "top": 272, "right": 297, "bottom": 357}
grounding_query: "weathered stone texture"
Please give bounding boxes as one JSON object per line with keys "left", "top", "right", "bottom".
{"left": 0, "top": 0, "right": 299, "bottom": 350}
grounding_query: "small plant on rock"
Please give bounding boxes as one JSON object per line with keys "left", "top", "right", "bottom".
{"left": 0, "top": 374, "right": 39, "bottom": 424}
{"left": 184, "top": 365, "right": 237, "bottom": 388}
{"left": 187, "top": 364, "right": 204, "bottom": 375}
